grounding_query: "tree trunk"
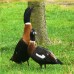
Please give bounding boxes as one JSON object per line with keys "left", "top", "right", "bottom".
{"left": 28, "top": 1, "right": 50, "bottom": 46}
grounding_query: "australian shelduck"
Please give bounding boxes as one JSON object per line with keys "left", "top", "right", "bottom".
{"left": 10, "top": 7, "right": 33, "bottom": 65}
{"left": 28, "top": 35, "right": 63, "bottom": 68}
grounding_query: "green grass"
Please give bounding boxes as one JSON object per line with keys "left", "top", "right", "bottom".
{"left": 0, "top": 2, "right": 74, "bottom": 74}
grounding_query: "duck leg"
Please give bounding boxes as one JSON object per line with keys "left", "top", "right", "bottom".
{"left": 44, "top": 64, "right": 46, "bottom": 69}
{"left": 27, "top": 60, "right": 29, "bottom": 66}
{"left": 40, "top": 64, "right": 42, "bottom": 69}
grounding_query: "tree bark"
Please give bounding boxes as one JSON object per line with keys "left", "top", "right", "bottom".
{"left": 28, "top": 1, "right": 50, "bottom": 46}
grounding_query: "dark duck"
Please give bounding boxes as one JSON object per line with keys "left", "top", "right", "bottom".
{"left": 28, "top": 31, "right": 63, "bottom": 68}
{"left": 10, "top": 7, "right": 33, "bottom": 65}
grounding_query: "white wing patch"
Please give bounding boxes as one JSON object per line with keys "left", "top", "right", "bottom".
{"left": 36, "top": 53, "right": 45, "bottom": 59}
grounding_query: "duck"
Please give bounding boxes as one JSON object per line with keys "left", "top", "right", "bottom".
{"left": 28, "top": 30, "right": 63, "bottom": 68}
{"left": 10, "top": 7, "right": 33, "bottom": 65}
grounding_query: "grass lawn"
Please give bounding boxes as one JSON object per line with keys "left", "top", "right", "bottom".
{"left": 0, "top": 2, "right": 74, "bottom": 74}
